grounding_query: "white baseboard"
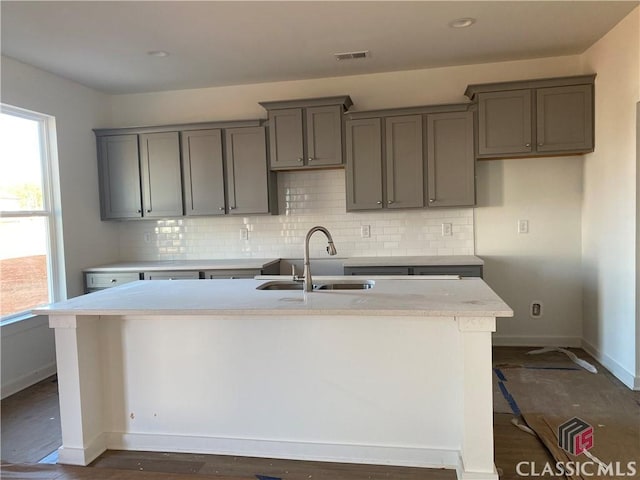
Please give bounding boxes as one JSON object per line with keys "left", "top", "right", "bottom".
{"left": 107, "top": 432, "right": 460, "bottom": 471}
{"left": 57, "top": 433, "right": 107, "bottom": 466}
{"left": 492, "top": 335, "right": 581, "bottom": 348}
{"left": 0, "top": 362, "right": 57, "bottom": 399}
{"left": 581, "top": 339, "right": 638, "bottom": 390}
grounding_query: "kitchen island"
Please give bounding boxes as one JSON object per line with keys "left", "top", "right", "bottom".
{"left": 35, "top": 277, "right": 512, "bottom": 480}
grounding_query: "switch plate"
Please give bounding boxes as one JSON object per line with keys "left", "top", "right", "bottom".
{"left": 361, "top": 225, "right": 371, "bottom": 238}
{"left": 143, "top": 231, "right": 152, "bottom": 244}
{"left": 240, "top": 228, "right": 249, "bottom": 240}
{"left": 530, "top": 301, "right": 543, "bottom": 318}
{"left": 442, "top": 223, "right": 452, "bottom": 236}
{"left": 518, "top": 219, "right": 529, "bottom": 234}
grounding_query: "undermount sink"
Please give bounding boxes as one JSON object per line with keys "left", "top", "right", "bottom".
{"left": 257, "top": 280, "right": 375, "bottom": 291}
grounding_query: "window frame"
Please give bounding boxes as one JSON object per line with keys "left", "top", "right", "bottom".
{"left": 0, "top": 103, "right": 65, "bottom": 324}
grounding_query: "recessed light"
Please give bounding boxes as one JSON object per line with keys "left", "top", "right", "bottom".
{"left": 147, "top": 50, "right": 169, "bottom": 57}
{"left": 449, "top": 18, "right": 476, "bottom": 29}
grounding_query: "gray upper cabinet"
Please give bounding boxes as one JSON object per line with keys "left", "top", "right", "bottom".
{"left": 260, "top": 96, "right": 353, "bottom": 170}
{"left": 139, "top": 132, "right": 183, "bottom": 218}
{"left": 426, "top": 111, "right": 475, "bottom": 207}
{"left": 385, "top": 115, "right": 424, "bottom": 209}
{"left": 225, "top": 126, "right": 276, "bottom": 215}
{"left": 477, "top": 90, "right": 532, "bottom": 156}
{"left": 536, "top": 84, "right": 593, "bottom": 152}
{"left": 345, "top": 118, "right": 383, "bottom": 211}
{"left": 345, "top": 104, "right": 473, "bottom": 211}
{"left": 181, "top": 129, "right": 226, "bottom": 216}
{"left": 97, "top": 134, "right": 142, "bottom": 219}
{"left": 466, "top": 74, "right": 595, "bottom": 159}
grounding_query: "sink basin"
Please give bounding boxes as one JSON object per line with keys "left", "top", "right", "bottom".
{"left": 315, "top": 281, "right": 375, "bottom": 290}
{"left": 256, "top": 281, "right": 304, "bottom": 290}
{"left": 256, "top": 280, "right": 375, "bottom": 291}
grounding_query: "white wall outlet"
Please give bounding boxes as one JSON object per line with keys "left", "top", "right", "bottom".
{"left": 517, "top": 219, "right": 529, "bottom": 234}
{"left": 143, "top": 231, "right": 152, "bottom": 244}
{"left": 442, "top": 223, "right": 452, "bottom": 236}
{"left": 240, "top": 228, "right": 249, "bottom": 240}
{"left": 361, "top": 225, "right": 371, "bottom": 238}
{"left": 530, "top": 301, "right": 543, "bottom": 318}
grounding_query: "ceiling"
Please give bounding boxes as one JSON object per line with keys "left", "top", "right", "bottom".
{"left": 1, "top": 1, "right": 637, "bottom": 95}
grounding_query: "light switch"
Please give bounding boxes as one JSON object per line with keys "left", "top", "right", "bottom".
{"left": 361, "top": 225, "right": 371, "bottom": 238}
{"left": 240, "top": 228, "right": 249, "bottom": 240}
{"left": 442, "top": 223, "right": 452, "bottom": 236}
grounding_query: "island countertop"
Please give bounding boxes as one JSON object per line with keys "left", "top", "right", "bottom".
{"left": 34, "top": 276, "right": 513, "bottom": 317}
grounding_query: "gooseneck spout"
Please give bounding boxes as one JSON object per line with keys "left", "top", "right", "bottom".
{"left": 303, "top": 226, "right": 337, "bottom": 292}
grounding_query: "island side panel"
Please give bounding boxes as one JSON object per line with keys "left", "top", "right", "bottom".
{"left": 100, "top": 314, "right": 464, "bottom": 469}
{"left": 49, "top": 314, "right": 107, "bottom": 465}
{"left": 457, "top": 316, "right": 498, "bottom": 480}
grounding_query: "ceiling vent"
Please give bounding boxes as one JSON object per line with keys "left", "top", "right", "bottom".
{"left": 334, "top": 50, "right": 369, "bottom": 61}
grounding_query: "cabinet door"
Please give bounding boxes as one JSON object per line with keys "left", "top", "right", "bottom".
{"left": 225, "top": 126, "right": 271, "bottom": 215}
{"left": 413, "top": 265, "right": 482, "bottom": 278}
{"left": 139, "top": 132, "right": 183, "bottom": 218}
{"left": 385, "top": 115, "right": 424, "bottom": 209}
{"left": 426, "top": 111, "right": 475, "bottom": 207}
{"left": 478, "top": 90, "right": 532, "bottom": 156}
{"left": 345, "top": 118, "right": 383, "bottom": 211}
{"left": 97, "top": 135, "right": 142, "bottom": 219}
{"left": 306, "top": 105, "right": 343, "bottom": 166}
{"left": 536, "top": 84, "right": 593, "bottom": 153}
{"left": 181, "top": 130, "right": 226, "bottom": 216}
{"left": 268, "top": 108, "right": 304, "bottom": 169}
{"left": 344, "top": 266, "right": 410, "bottom": 276}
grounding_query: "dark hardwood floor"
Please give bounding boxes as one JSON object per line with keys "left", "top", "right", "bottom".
{"left": 2, "top": 347, "right": 638, "bottom": 479}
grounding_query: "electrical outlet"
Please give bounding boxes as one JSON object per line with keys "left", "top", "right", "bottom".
{"left": 143, "top": 231, "right": 152, "bottom": 244}
{"left": 530, "top": 301, "right": 543, "bottom": 318}
{"left": 240, "top": 228, "right": 249, "bottom": 240}
{"left": 361, "top": 225, "right": 371, "bottom": 238}
{"left": 442, "top": 223, "right": 452, "bottom": 236}
{"left": 518, "top": 219, "right": 529, "bottom": 234}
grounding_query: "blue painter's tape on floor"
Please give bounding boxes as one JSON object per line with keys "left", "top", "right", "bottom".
{"left": 497, "top": 381, "right": 521, "bottom": 416}
{"left": 493, "top": 368, "right": 507, "bottom": 382}
{"left": 256, "top": 476, "right": 282, "bottom": 480}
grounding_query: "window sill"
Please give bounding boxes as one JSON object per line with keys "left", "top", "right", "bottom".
{"left": 0, "top": 313, "right": 48, "bottom": 333}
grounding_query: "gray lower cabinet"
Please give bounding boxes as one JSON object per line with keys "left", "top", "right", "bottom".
{"left": 203, "top": 269, "right": 260, "bottom": 279}
{"left": 344, "top": 265, "right": 482, "bottom": 278}
{"left": 181, "top": 129, "right": 226, "bottom": 216}
{"left": 466, "top": 75, "right": 595, "bottom": 159}
{"left": 143, "top": 271, "right": 201, "bottom": 280}
{"left": 260, "top": 96, "right": 353, "bottom": 170}
{"left": 225, "top": 126, "right": 277, "bottom": 215}
{"left": 97, "top": 135, "right": 143, "bottom": 219}
{"left": 85, "top": 272, "right": 142, "bottom": 293}
{"left": 139, "top": 132, "right": 183, "bottom": 217}
{"left": 426, "top": 111, "right": 475, "bottom": 207}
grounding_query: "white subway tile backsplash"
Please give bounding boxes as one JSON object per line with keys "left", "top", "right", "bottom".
{"left": 118, "top": 170, "right": 474, "bottom": 260}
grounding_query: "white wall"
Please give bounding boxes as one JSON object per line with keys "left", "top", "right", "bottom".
{"left": 475, "top": 157, "right": 584, "bottom": 346}
{"left": 580, "top": 8, "right": 640, "bottom": 389}
{"left": 110, "top": 54, "right": 585, "bottom": 344}
{"left": 1, "top": 56, "right": 120, "bottom": 396}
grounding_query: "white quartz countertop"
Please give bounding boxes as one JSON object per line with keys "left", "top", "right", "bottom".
{"left": 83, "top": 258, "right": 280, "bottom": 272}
{"left": 35, "top": 276, "right": 512, "bottom": 317}
{"left": 343, "top": 255, "right": 483, "bottom": 267}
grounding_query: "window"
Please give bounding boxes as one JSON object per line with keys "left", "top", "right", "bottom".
{"left": 0, "top": 104, "right": 63, "bottom": 322}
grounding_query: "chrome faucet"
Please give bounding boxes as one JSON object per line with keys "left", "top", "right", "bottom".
{"left": 303, "top": 226, "right": 337, "bottom": 292}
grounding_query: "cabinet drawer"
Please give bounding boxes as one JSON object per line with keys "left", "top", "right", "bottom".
{"left": 85, "top": 272, "right": 141, "bottom": 289}
{"left": 143, "top": 271, "right": 201, "bottom": 280}
{"left": 203, "top": 269, "right": 260, "bottom": 279}
{"left": 344, "top": 266, "right": 411, "bottom": 276}
{"left": 412, "top": 266, "right": 483, "bottom": 278}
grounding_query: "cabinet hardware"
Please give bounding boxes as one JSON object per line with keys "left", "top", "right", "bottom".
{"left": 137, "top": 209, "right": 142, "bottom": 213}
{"left": 110, "top": 279, "right": 117, "bottom": 283}
{"left": 376, "top": 201, "right": 382, "bottom": 205}
{"left": 219, "top": 207, "right": 225, "bottom": 211}
{"left": 387, "top": 200, "right": 394, "bottom": 204}
{"left": 429, "top": 198, "right": 435, "bottom": 203}
{"left": 538, "top": 143, "right": 544, "bottom": 146}
{"left": 146, "top": 209, "right": 151, "bottom": 213}
{"left": 308, "top": 157, "right": 314, "bottom": 162}
{"left": 297, "top": 158, "right": 303, "bottom": 162}
{"left": 230, "top": 206, "right": 236, "bottom": 210}
{"left": 525, "top": 143, "right": 530, "bottom": 147}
